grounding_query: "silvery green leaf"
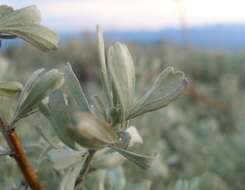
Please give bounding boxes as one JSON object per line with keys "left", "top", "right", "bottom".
{"left": 108, "top": 42, "right": 135, "bottom": 120}
{"left": 0, "top": 81, "right": 22, "bottom": 96}
{"left": 128, "top": 67, "right": 188, "bottom": 119}
{"left": 48, "top": 148, "right": 86, "bottom": 170}
{"left": 64, "top": 63, "right": 90, "bottom": 112}
{"left": 67, "top": 113, "right": 118, "bottom": 149}
{"left": 110, "top": 146, "right": 156, "bottom": 169}
{"left": 0, "top": 5, "right": 58, "bottom": 51}
{"left": 0, "top": 25, "right": 59, "bottom": 51}
{"left": 13, "top": 68, "right": 45, "bottom": 122}
{"left": 39, "top": 90, "right": 76, "bottom": 149}
{"left": 97, "top": 26, "right": 112, "bottom": 104}
{"left": 0, "top": 5, "right": 40, "bottom": 25}
{"left": 14, "top": 69, "right": 64, "bottom": 121}
{"left": 60, "top": 161, "right": 83, "bottom": 190}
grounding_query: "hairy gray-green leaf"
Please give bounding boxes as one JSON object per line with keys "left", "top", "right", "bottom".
{"left": 108, "top": 42, "right": 135, "bottom": 120}
{"left": 64, "top": 63, "right": 90, "bottom": 112}
{"left": 0, "top": 81, "right": 22, "bottom": 97}
{"left": 110, "top": 146, "right": 155, "bottom": 169}
{"left": 0, "top": 5, "right": 58, "bottom": 51}
{"left": 0, "top": 5, "right": 40, "bottom": 24}
{"left": 14, "top": 69, "right": 64, "bottom": 121}
{"left": 128, "top": 67, "right": 188, "bottom": 119}
{"left": 39, "top": 90, "right": 76, "bottom": 149}
{"left": 60, "top": 161, "right": 83, "bottom": 190}
{"left": 13, "top": 68, "right": 45, "bottom": 122}
{"left": 97, "top": 26, "right": 112, "bottom": 105}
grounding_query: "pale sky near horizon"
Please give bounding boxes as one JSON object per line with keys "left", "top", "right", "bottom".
{"left": 1, "top": 0, "right": 245, "bottom": 32}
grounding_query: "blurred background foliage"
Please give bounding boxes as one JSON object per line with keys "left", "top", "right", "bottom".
{"left": 0, "top": 35, "right": 245, "bottom": 190}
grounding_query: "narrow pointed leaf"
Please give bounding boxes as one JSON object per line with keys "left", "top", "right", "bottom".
{"left": 110, "top": 146, "right": 155, "bottom": 169}
{"left": 97, "top": 26, "right": 112, "bottom": 104}
{"left": 128, "top": 67, "right": 188, "bottom": 119}
{"left": 64, "top": 63, "right": 90, "bottom": 112}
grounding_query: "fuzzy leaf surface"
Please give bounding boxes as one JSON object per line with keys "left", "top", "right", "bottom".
{"left": 0, "top": 5, "right": 58, "bottom": 51}
{"left": 14, "top": 69, "right": 64, "bottom": 121}
{"left": 128, "top": 67, "right": 188, "bottom": 119}
{"left": 108, "top": 42, "right": 135, "bottom": 120}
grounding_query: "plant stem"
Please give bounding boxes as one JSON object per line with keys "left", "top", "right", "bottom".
{"left": 0, "top": 114, "right": 45, "bottom": 190}
{"left": 75, "top": 149, "right": 96, "bottom": 187}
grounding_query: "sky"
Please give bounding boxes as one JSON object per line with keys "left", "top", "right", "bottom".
{"left": 1, "top": 0, "right": 245, "bottom": 32}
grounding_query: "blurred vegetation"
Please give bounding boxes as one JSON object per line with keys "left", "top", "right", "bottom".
{"left": 1, "top": 35, "right": 245, "bottom": 190}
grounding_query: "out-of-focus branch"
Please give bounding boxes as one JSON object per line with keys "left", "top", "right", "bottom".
{"left": 0, "top": 114, "right": 45, "bottom": 190}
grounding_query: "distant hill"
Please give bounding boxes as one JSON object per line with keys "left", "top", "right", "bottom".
{"left": 61, "top": 23, "right": 245, "bottom": 51}
{"left": 2, "top": 24, "right": 245, "bottom": 51}
{"left": 101, "top": 24, "right": 245, "bottom": 51}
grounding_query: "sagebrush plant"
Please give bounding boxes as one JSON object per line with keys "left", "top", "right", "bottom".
{"left": 0, "top": 4, "right": 188, "bottom": 190}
